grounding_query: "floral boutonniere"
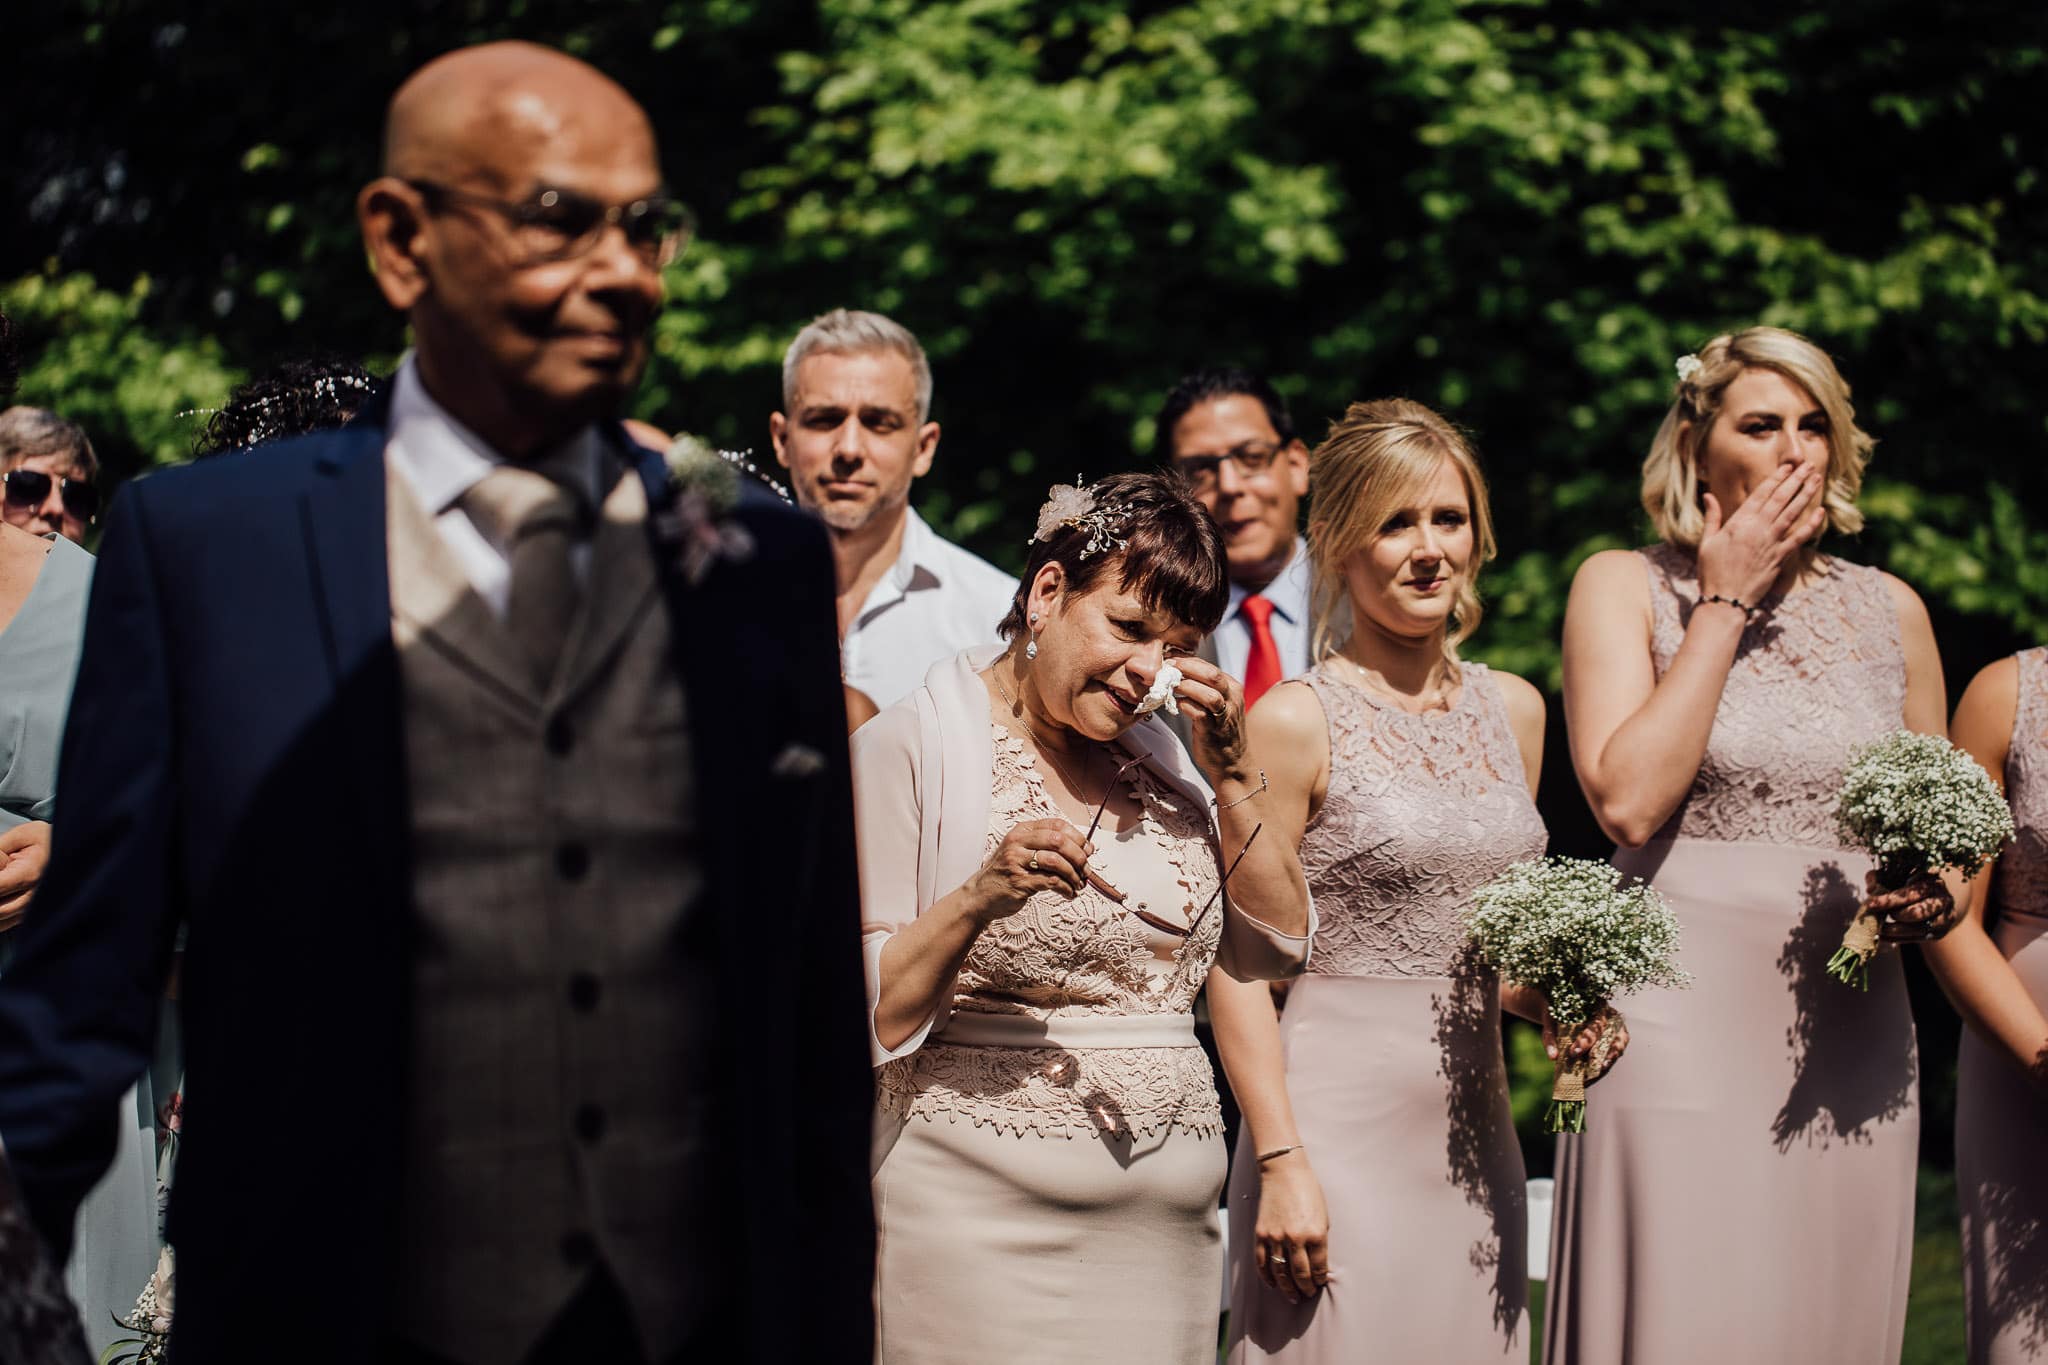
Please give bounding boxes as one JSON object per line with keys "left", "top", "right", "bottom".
{"left": 654, "top": 434, "right": 756, "bottom": 586}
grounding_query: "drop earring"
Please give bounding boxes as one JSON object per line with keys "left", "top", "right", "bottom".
{"left": 1026, "top": 611, "right": 1039, "bottom": 660}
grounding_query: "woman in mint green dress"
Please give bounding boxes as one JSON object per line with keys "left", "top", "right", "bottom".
{"left": 0, "top": 522, "right": 160, "bottom": 1356}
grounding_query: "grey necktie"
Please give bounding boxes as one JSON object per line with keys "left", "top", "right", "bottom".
{"left": 461, "top": 465, "right": 587, "bottom": 687}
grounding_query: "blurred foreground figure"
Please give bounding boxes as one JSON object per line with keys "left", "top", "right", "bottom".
{"left": 0, "top": 42, "right": 871, "bottom": 1365}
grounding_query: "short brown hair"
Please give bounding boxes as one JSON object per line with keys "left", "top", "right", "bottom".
{"left": 0, "top": 406, "right": 98, "bottom": 480}
{"left": 998, "top": 470, "right": 1229, "bottom": 640}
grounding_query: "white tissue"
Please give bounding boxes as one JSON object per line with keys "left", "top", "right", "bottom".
{"left": 1136, "top": 663, "right": 1185, "bottom": 717}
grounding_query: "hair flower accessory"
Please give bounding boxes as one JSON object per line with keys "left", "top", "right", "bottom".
{"left": 655, "top": 432, "right": 755, "bottom": 585}
{"left": 1674, "top": 354, "right": 1704, "bottom": 384}
{"left": 1031, "top": 480, "right": 1130, "bottom": 559}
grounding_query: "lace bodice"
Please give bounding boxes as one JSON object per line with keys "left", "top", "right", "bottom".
{"left": 1643, "top": 545, "right": 1905, "bottom": 847}
{"left": 876, "top": 725, "right": 1226, "bottom": 1138}
{"left": 1297, "top": 661, "right": 1547, "bottom": 978}
{"left": 1994, "top": 647, "right": 2048, "bottom": 922}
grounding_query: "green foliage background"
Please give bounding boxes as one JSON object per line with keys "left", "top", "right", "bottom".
{"left": 7, "top": 0, "right": 2045, "bottom": 1179}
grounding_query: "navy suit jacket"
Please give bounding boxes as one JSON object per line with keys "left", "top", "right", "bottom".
{"left": 0, "top": 408, "right": 875, "bottom": 1362}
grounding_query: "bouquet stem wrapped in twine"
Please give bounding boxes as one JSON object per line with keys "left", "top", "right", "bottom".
{"left": 1545, "top": 1013, "right": 1623, "bottom": 1134}
{"left": 1826, "top": 897, "right": 1887, "bottom": 990}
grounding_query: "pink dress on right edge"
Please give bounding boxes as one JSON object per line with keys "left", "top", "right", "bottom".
{"left": 1957, "top": 646, "right": 2048, "bottom": 1363}
{"left": 1544, "top": 546, "right": 1920, "bottom": 1363}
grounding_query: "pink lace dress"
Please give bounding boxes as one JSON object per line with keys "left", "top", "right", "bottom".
{"left": 1957, "top": 646, "right": 2048, "bottom": 1364}
{"left": 1223, "top": 661, "right": 1546, "bottom": 1363}
{"left": 871, "top": 726, "right": 1233, "bottom": 1364}
{"left": 1544, "top": 546, "right": 1919, "bottom": 1364}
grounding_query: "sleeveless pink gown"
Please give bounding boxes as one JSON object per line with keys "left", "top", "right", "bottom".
{"left": 1957, "top": 646, "right": 2048, "bottom": 1363}
{"left": 1544, "top": 546, "right": 1919, "bottom": 1363}
{"left": 1225, "top": 661, "right": 1547, "bottom": 1362}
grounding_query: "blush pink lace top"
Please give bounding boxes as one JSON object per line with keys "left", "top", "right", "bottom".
{"left": 875, "top": 724, "right": 1227, "bottom": 1138}
{"left": 1642, "top": 545, "right": 1906, "bottom": 847}
{"left": 1296, "top": 661, "right": 1547, "bottom": 979}
{"left": 1994, "top": 647, "right": 2048, "bottom": 923}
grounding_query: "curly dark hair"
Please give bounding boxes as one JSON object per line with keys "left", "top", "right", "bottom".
{"left": 197, "top": 357, "right": 377, "bottom": 456}
{"left": 997, "top": 469, "right": 1229, "bottom": 640}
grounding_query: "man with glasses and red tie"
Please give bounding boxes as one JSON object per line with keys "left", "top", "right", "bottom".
{"left": 1155, "top": 368, "right": 1314, "bottom": 709}
{"left": 0, "top": 409, "right": 100, "bottom": 545}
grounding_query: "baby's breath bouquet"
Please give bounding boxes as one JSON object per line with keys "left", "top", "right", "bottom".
{"left": 1830, "top": 729, "right": 2014, "bottom": 988}
{"left": 1466, "top": 857, "right": 1689, "bottom": 1132}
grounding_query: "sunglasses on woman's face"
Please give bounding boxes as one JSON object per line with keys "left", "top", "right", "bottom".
{"left": 3, "top": 469, "right": 100, "bottom": 523}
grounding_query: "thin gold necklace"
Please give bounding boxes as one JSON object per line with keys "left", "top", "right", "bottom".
{"left": 1337, "top": 651, "right": 1454, "bottom": 714}
{"left": 991, "top": 666, "right": 1102, "bottom": 804}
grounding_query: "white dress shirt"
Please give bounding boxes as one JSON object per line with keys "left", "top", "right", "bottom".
{"left": 383, "top": 358, "right": 606, "bottom": 619}
{"left": 842, "top": 506, "right": 1017, "bottom": 713}
{"left": 1211, "top": 536, "right": 1314, "bottom": 685}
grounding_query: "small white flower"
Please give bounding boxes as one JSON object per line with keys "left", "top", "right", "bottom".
{"left": 1136, "top": 663, "right": 1184, "bottom": 716}
{"left": 1674, "top": 354, "right": 1704, "bottom": 384}
{"left": 663, "top": 433, "right": 742, "bottom": 514}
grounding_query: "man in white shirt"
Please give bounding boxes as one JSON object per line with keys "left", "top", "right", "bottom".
{"left": 1155, "top": 366, "right": 1314, "bottom": 704}
{"left": 770, "top": 309, "right": 1016, "bottom": 713}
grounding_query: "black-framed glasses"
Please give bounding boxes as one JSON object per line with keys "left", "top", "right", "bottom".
{"left": 403, "top": 178, "right": 695, "bottom": 269}
{"left": 2, "top": 469, "right": 99, "bottom": 523}
{"left": 1172, "top": 443, "right": 1287, "bottom": 492}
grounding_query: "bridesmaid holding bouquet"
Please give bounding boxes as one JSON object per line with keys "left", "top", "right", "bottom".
{"left": 1544, "top": 327, "right": 1955, "bottom": 1362}
{"left": 1926, "top": 651, "right": 2048, "bottom": 1363}
{"left": 1213, "top": 400, "right": 1606, "bottom": 1361}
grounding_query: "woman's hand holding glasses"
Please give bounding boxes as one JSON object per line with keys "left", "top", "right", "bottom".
{"left": 966, "top": 820, "right": 1096, "bottom": 923}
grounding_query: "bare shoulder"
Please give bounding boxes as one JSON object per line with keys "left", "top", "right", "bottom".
{"left": 1248, "top": 676, "right": 1328, "bottom": 746}
{"left": 1956, "top": 655, "right": 2021, "bottom": 732}
{"left": 1485, "top": 667, "right": 1548, "bottom": 732}
{"left": 1570, "top": 547, "right": 1649, "bottom": 596}
{"left": 1874, "top": 569, "right": 1934, "bottom": 631}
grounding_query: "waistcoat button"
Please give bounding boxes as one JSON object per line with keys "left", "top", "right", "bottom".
{"left": 556, "top": 842, "right": 591, "bottom": 881}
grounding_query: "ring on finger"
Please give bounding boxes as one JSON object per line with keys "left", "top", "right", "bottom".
{"left": 1028, "top": 853, "right": 1040, "bottom": 871}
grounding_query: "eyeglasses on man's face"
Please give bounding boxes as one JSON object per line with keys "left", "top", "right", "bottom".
{"left": 1172, "top": 443, "right": 1287, "bottom": 492}
{"left": 403, "top": 179, "right": 695, "bottom": 269}
{"left": 2, "top": 468, "right": 99, "bottom": 524}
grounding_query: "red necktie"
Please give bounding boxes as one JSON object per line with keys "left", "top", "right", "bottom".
{"left": 1240, "top": 594, "right": 1281, "bottom": 708}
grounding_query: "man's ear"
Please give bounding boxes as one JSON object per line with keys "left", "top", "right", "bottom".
{"left": 912, "top": 420, "right": 940, "bottom": 479}
{"left": 358, "top": 178, "right": 432, "bottom": 311}
{"left": 769, "top": 412, "right": 791, "bottom": 469}
{"left": 1284, "top": 439, "right": 1310, "bottom": 498}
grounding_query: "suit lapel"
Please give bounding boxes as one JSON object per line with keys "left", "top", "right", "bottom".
{"left": 301, "top": 417, "right": 410, "bottom": 895}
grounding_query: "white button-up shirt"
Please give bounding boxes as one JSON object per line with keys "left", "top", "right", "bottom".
{"left": 1210, "top": 537, "right": 1314, "bottom": 685}
{"left": 383, "top": 357, "right": 606, "bottom": 619}
{"left": 842, "top": 507, "right": 1017, "bottom": 713}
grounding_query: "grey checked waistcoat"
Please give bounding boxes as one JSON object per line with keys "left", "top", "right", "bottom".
{"left": 384, "top": 456, "right": 718, "bottom": 1364}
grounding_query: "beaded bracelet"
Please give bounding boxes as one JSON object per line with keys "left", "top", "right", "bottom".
{"left": 1700, "top": 592, "right": 1756, "bottom": 621}
{"left": 1218, "top": 769, "right": 1268, "bottom": 811}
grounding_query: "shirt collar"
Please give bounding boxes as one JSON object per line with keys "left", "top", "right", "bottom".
{"left": 386, "top": 355, "right": 604, "bottom": 516}
{"left": 1226, "top": 536, "right": 1309, "bottom": 625}
{"left": 887, "top": 504, "right": 948, "bottom": 595}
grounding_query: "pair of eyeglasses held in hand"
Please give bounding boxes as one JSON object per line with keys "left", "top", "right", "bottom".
{"left": 1074, "top": 752, "right": 1262, "bottom": 940}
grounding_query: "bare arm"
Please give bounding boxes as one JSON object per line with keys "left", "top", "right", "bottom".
{"left": 1921, "top": 658, "right": 2048, "bottom": 1084}
{"left": 1177, "top": 660, "right": 1315, "bottom": 951}
{"left": 1565, "top": 464, "right": 1824, "bottom": 847}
